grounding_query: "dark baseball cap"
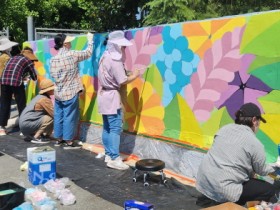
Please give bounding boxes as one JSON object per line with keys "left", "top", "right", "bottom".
{"left": 239, "top": 103, "right": 266, "bottom": 123}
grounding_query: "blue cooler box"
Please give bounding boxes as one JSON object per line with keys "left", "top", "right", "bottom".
{"left": 27, "top": 146, "right": 56, "bottom": 185}
{"left": 124, "top": 200, "right": 154, "bottom": 210}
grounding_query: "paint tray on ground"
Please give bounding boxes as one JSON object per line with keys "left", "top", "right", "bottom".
{"left": 0, "top": 182, "right": 26, "bottom": 210}
{"left": 124, "top": 200, "right": 154, "bottom": 210}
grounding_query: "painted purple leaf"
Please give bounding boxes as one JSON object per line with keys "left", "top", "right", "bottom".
{"left": 185, "top": 27, "right": 246, "bottom": 122}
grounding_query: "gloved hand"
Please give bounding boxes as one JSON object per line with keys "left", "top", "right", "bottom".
{"left": 87, "top": 32, "right": 94, "bottom": 43}
{"left": 134, "top": 69, "right": 140, "bottom": 77}
{"left": 275, "top": 157, "right": 280, "bottom": 168}
{"left": 272, "top": 157, "right": 280, "bottom": 168}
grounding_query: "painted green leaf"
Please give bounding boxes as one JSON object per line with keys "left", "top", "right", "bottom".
{"left": 163, "top": 94, "right": 180, "bottom": 139}
{"left": 143, "top": 64, "right": 163, "bottom": 98}
{"left": 240, "top": 11, "right": 280, "bottom": 57}
{"left": 248, "top": 56, "right": 280, "bottom": 90}
{"left": 201, "top": 107, "right": 233, "bottom": 137}
{"left": 73, "top": 36, "right": 87, "bottom": 50}
{"left": 257, "top": 129, "right": 278, "bottom": 163}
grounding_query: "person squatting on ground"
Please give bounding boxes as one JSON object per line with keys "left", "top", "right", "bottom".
{"left": 50, "top": 33, "right": 93, "bottom": 148}
{"left": 0, "top": 46, "right": 38, "bottom": 136}
{"left": 196, "top": 103, "right": 280, "bottom": 206}
{"left": 19, "top": 79, "right": 55, "bottom": 144}
{"left": 97, "top": 30, "right": 140, "bottom": 170}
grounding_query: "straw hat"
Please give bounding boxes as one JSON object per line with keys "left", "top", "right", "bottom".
{"left": 64, "top": 36, "right": 75, "bottom": 43}
{"left": 0, "top": 37, "right": 18, "bottom": 51}
{"left": 39, "top": 79, "right": 55, "bottom": 94}
{"left": 54, "top": 34, "right": 75, "bottom": 50}
{"left": 21, "top": 48, "right": 38, "bottom": 61}
{"left": 108, "top": 31, "right": 132, "bottom": 47}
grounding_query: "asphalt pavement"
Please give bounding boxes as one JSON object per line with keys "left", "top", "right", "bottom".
{"left": 0, "top": 104, "right": 123, "bottom": 210}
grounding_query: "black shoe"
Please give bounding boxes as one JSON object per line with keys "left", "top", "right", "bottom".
{"left": 23, "top": 135, "right": 33, "bottom": 142}
{"left": 54, "top": 140, "right": 67, "bottom": 147}
{"left": 63, "top": 141, "right": 82, "bottom": 150}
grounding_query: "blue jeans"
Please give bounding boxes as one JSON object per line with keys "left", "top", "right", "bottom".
{"left": 54, "top": 94, "right": 79, "bottom": 141}
{"left": 102, "top": 109, "right": 123, "bottom": 160}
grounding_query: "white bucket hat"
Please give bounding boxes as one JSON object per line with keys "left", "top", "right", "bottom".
{"left": 108, "top": 31, "right": 132, "bottom": 47}
{"left": 107, "top": 31, "right": 132, "bottom": 60}
{"left": 0, "top": 37, "right": 18, "bottom": 51}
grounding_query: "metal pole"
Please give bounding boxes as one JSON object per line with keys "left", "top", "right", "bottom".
{"left": 27, "top": 16, "right": 34, "bottom": 41}
{"left": 6, "top": 27, "right": 9, "bottom": 38}
{"left": 35, "top": 28, "right": 37, "bottom": 40}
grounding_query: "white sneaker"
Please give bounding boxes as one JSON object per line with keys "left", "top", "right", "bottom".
{"left": 95, "top": 152, "right": 105, "bottom": 159}
{"left": 107, "top": 156, "right": 129, "bottom": 170}
{"left": 0, "top": 128, "right": 7, "bottom": 136}
{"left": 105, "top": 155, "right": 111, "bottom": 163}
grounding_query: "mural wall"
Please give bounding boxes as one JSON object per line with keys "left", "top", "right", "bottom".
{"left": 24, "top": 10, "right": 280, "bottom": 163}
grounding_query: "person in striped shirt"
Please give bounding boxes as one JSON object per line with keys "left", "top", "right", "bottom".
{"left": 196, "top": 103, "right": 280, "bottom": 207}
{"left": 50, "top": 33, "right": 93, "bottom": 148}
{"left": 0, "top": 46, "right": 37, "bottom": 136}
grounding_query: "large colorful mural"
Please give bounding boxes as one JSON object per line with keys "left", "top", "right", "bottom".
{"left": 24, "top": 10, "right": 280, "bottom": 163}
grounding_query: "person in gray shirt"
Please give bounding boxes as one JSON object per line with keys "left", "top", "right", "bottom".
{"left": 196, "top": 102, "right": 280, "bottom": 206}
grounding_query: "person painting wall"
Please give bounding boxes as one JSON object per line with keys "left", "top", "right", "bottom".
{"left": 196, "top": 103, "right": 280, "bottom": 207}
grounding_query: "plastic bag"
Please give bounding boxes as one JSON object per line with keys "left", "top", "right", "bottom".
{"left": 25, "top": 188, "right": 48, "bottom": 204}
{"left": 43, "top": 178, "right": 69, "bottom": 194}
{"left": 13, "top": 202, "right": 34, "bottom": 210}
{"left": 57, "top": 189, "right": 76, "bottom": 206}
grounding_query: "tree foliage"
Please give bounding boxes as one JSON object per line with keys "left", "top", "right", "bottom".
{"left": 0, "top": 0, "right": 143, "bottom": 43}
{"left": 0, "top": 0, "right": 279, "bottom": 44}
{"left": 77, "top": 0, "right": 142, "bottom": 32}
{"left": 143, "top": 0, "right": 197, "bottom": 26}
{"left": 142, "top": 0, "right": 280, "bottom": 26}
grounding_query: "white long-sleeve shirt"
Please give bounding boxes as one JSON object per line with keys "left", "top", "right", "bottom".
{"left": 196, "top": 123, "right": 276, "bottom": 202}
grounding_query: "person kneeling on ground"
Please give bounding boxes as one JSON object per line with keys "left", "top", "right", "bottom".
{"left": 19, "top": 78, "right": 54, "bottom": 144}
{"left": 196, "top": 102, "right": 280, "bottom": 207}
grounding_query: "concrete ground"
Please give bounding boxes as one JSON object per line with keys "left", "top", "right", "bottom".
{"left": 0, "top": 152, "right": 123, "bottom": 210}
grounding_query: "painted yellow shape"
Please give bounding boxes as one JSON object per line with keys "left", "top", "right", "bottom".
{"left": 25, "top": 80, "right": 37, "bottom": 103}
{"left": 183, "top": 17, "right": 246, "bottom": 58}
{"left": 241, "top": 11, "right": 280, "bottom": 52}
{"left": 34, "top": 62, "right": 46, "bottom": 76}
{"left": 259, "top": 90, "right": 280, "bottom": 114}
{"left": 259, "top": 114, "right": 280, "bottom": 145}
{"left": 177, "top": 94, "right": 204, "bottom": 147}
{"left": 80, "top": 75, "right": 95, "bottom": 116}
{"left": 201, "top": 107, "right": 233, "bottom": 149}
{"left": 126, "top": 78, "right": 165, "bottom": 135}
